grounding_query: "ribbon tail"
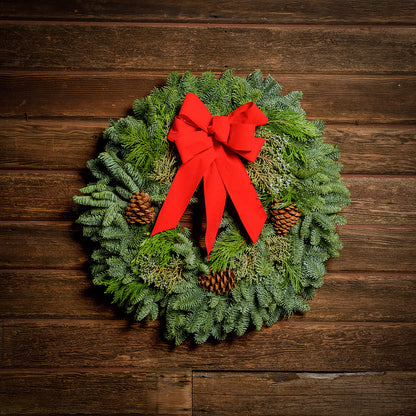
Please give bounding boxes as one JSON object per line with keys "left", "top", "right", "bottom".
{"left": 216, "top": 146, "right": 267, "bottom": 244}
{"left": 151, "top": 157, "right": 204, "bottom": 237}
{"left": 203, "top": 162, "right": 227, "bottom": 257}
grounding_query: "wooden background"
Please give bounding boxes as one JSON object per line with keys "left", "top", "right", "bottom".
{"left": 0, "top": 1, "right": 415, "bottom": 415}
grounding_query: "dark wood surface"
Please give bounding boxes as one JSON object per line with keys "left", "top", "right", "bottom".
{"left": 2, "top": 120, "right": 415, "bottom": 173}
{"left": 2, "top": 270, "right": 415, "bottom": 321}
{"left": 2, "top": 24, "right": 415, "bottom": 74}
{"left": 0, "top": 1, "right": 415, "bottom": 415}
{"left": 2, "top": 73, "right": 415, "bottom": 123}
{"left": 0, "top": 370, "right": 192, "bottom": 415}
{"left": 1, "top": 0, "right": 415, "bottom": 24}
{"left": 193, "top": 371, "right": 416, "bottom": 415}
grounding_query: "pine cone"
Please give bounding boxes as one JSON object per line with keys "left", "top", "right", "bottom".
{"left": 125, "top": 191, "right": 155, "bottom": 225}
{"left": 199, "top": 268, "right": 236, "bottom": 294}
{"left": 270, "top": 199, "right": 301, "bottom": 235}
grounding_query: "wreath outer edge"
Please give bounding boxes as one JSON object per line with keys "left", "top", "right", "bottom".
{"left": 73, "top": 70, "right": 351, "bottom": 345}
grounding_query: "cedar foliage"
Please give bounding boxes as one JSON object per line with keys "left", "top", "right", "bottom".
{"left": 74, "top": 70, "right": 350, "bottom": 345}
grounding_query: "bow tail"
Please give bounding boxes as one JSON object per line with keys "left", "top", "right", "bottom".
{"left": 203, "top": 162, "right": 227, "bottom": 256}
{"left": 216, "top": 146, "right": 267, "bottom": 244}
{"left": 151, "top": 157, "right": 205, "bottom": 237}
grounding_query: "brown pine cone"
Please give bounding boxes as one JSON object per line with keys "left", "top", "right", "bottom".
{"left": 199, "top": 268, "right": 236, "bottom": 294}
{"left": 270, "top": 199, "right": 301, "bottom": 235}
{"left": 125, "top": 191, "right": 155, "bottom": 225}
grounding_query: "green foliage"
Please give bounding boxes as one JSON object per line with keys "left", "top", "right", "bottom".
{"left": 246, "top": 129, "right": 293, "bottom": 205}
{"left": 209, "top": 221, "right": 247, "bottom": 272}
{"left": 148, "top": 153, "right": 178, "bottom": 183}
{"left": 141, "top": 262, "right": 184, "bottom": 294}
{"left": 74, "top": 70, "right": 350, "bottom": 345}
{"left": 264, "top": 108, "right": 320, "bottom": 142}
{"left": 133, "top": 228, "right": 181, "bottom": 269}
{"left": 118, "top": 117, "right": 164, "bottom": 173}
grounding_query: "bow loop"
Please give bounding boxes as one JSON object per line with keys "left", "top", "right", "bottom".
{"left": 229, "top": 101, "right": 269, "bottom": 125}
{"left": 178, "top": 92, "right": 212, "bottom": 131}
{"left": 151, "top": 93, "right": 269, "bottom": 255}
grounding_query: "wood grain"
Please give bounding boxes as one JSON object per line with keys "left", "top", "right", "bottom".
{"left": 0, "top": 270, "right": 115, "bottom": 319}
{"left": 1, "top": 24, "right": 415, "bottom": 74}
{"left": 326, "top": 226, "right": 416, "bottom": 273}
{"left": 2, "top": 320, "right": 415, "bottom": 371}
{"left": 1, "top": 171, "right": 415, "bottom": 224}
{"left": 2, "top": 72, "right": 415, "bottom": 123}
{"left": 1, "top": 0, "right": 415, "bottom": 24}
{"left": 306, "top": 273, "right": 416, "bottom": 322}
{"left": 0, "top": 3, "right": 414, "bottom": 415}
{"left": 0, "top": 370, "right": 192, "bottom": 415}
{"left": 0, "top": 223, "right": 414, "bottom": 272}
{"left": 0, "top": 119, "right": 105, "bottom": 170}
{"left": 325, "top": 124, "right": 416, "bottom": 175}
{"left": 0, "top": 72, "right": 162, "bottom": 119}
{"left": 341, "top": 176, "right": 416, "bottom": 225}
{"left": 193, "top": 371, "right": 416, "bottom": 415}
{"left": 0, "top": 222, "right": 88, "bottom": 269}
{"left": 1, "top": 120, "right": 415, "bottom": 174}
{"left": 0, "top": 171, "right": 84, "bottom": 221}
{"left": 1, "top": 270, "right": 415, "bottom": 322}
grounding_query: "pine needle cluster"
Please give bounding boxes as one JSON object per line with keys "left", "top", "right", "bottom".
{"left": 74, "top": 70, "right": 350, "bottom": 345}
{"left": 247, "top": 129, "right": 293, "bottom": 206}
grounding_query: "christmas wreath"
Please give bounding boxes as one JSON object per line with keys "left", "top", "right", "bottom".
{"left": 74, "top": 70, "right": 350, "bottom": 345}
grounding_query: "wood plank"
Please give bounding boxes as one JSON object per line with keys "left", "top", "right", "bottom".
{"left": 0, "top": 119, "right": 106, "bottom": 170}
{"left": 0, "top": 72, "right": 160, "bottom": 119}
{"left": 326, "top": 226, "right": 416, "bottom": 273}
{"left": 1, "top": 172, "right": 415, "bottom": 224}
{"left": 1, "top": 24, "right": 415, "bottom": 74}
{"left": 0, "top": 222, "right": 88, "bottom": 269}
{"left": 0, "top": 270, "right": 115, "bottom": 319}
{"left": 0, "top": 370, "right": 192, "bottom": 415}
{"left": 1, "top": 120, "right": 415, "bottom": 174}
{"left": 1, "top": 270, "right": 415, "bottom": 322}
{"left": 193, "top": 371, "right": 416, "bottom": 416}
{"left": 305, "top": 273, "right": 416, "bottom": 322}
{"left": 325, "top": 124, "right": 416, "bottom": 175}
{"left": 2, "top": 320, "right": 415, "bottom": 371}
{"left": 341, "top": 176, "right": 416, "bottom": 225}
{"left": 0, "top": 223, "right": 414, "bottom": 272}
{"left": 1, "top": 0, "right": 415, "bottom": 24}
{"left": 0, "top": 171, "right": 83, "bottom": 221}
{"left": 1, "top": 72, "right": 415, "bottom": 123}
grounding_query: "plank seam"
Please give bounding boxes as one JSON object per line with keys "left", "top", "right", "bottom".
{"left": 1, "top": 169, "right": 415, "bottom": 179}
{"left": 341, "top": 174, "right": 416, "bottom": 179}
{"left": 1, "top": 69, "right": 415, "bottom": 77}
{"left": 2, "top": 368, "right": 409, "bottom": 375}
{"left": 1, "top": 269, "right": 414, "bottom": 276}
{"left": 192, "top": 370, "right": 388, "bottom": 375}
{"left": 1, "top": 70, "right": 416, "bottom": 78}
{"left": 2, "top": 20, "right": 416, "bottom": 29}
{"left": 2, "top": 116, "right": 416, "bottom": 125}
{"left": 2, "top": 220, "right": 416, "bottom": 228}
{"left": 3, "top": 318, "right": 415, "bottom": 325}
{"left": 1, "top": 118, "right": 416, "bottom": 127}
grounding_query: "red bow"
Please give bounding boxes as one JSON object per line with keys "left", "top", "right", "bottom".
{"left": 151, "top": 93, "right": 268, "bottom": 255}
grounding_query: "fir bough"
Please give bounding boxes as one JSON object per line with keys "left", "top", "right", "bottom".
{"left": 74, "top": 70, "right": 350, "bottom": 345}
